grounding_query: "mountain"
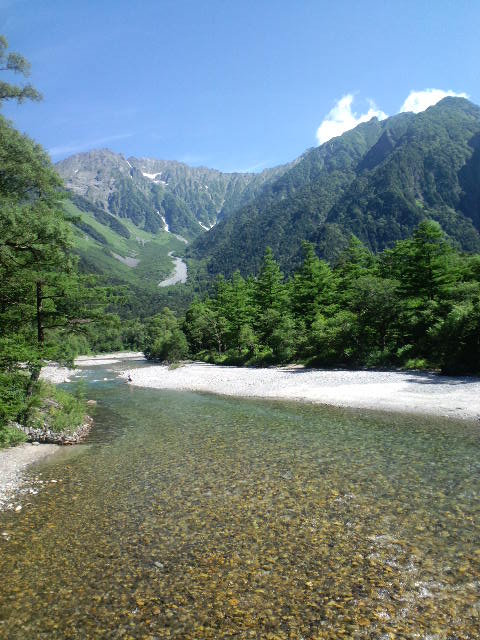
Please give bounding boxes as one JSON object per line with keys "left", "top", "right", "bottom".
{"left": 57, "top": 150, "right": 291, "bottom": 240}
{"left": 57, "top": 150, "right": 292, "bottom": 315}
{"left": 190, "top": 97, "right": 480, "bottom": 277}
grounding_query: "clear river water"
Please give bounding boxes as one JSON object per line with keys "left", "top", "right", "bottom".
{"left": 0, "top": 363, "right": 479, "bottom": 639}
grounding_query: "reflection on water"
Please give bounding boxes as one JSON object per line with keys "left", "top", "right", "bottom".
{"left": 1, "top": 367, "right": 479, "bottom": 638}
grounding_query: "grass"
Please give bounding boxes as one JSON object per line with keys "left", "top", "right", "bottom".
{"left": 0, "top": 425, "right": 27, "bottom": 448}
{"left": 68, "top": 200, "right": 187, "bottom": 293}
{"left": 24, "top": 381, "right": 87, "bottom": 434}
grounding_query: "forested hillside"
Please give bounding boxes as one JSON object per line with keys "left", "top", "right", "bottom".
{"left": 65, "top": 194, "right": 193, "bottom": 319}
{"left": 190, "top": 98, "right": 480, "bottom": 277}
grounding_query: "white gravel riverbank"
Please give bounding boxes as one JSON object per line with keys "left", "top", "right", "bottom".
{"left": 39, "top": 352, "right": 146, "bottom": 381}
{"left": 0, "top": 443, "right": 58, "bottom": 511}
{"left": 120, "top": 363, "right": 480, "bottom": 421}
{"left": 75, "top": 352, "right": 145, "bottom": 367}
{"left": 39, "top": 364, "right": 76, "bottom": 384}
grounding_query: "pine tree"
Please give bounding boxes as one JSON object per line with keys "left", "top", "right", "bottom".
{"left": 0, "top": 35, "right": 42, "bottom": 103}
{"left": 254, "top": 247, "right": 290, "bottom": 347}
{"left": 291, "top": 241, "right": 336, "bottom": 328}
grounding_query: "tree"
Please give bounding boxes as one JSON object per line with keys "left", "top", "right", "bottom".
{"left": 380, "top": 220, "right": 460, "bottom": 363}
{"left": 144, "top": 308, "right": 188, "bottom": 362}
{"left": 291, "top": 241, "right": 336, "bottom": 328}
{"left": 211, "top": 272, "right": 255, "bottom": 353}
{"left": 0, "top": 116, "right": 72, "bottom": 384}
{"left": 0, "top": 35, "right": 42, "bottom": 104}
{"left": 254, "top": 247, "right": 291, "bottom": 347}
{"left": 0, "top": 48, "right": 108, "bottom": 400}
{"left": 384, "top": 220, "right": 457, "bottom": 301}
{"left": 183, "top": 298, "right": 228, "bottom": 355}
{"left": 336, "top": 235, "right": 375, "bottom": 286}
{"left": 431, "top": 295, "right": 480, "bottom": 374}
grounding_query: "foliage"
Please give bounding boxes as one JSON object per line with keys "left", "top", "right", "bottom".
{"left": 0, "top": 424, "right": 26, "bottom": 448}
{"left": 0, "top": 41, "right": 108, "bottom": 442}
{"left": 144, "top": 308, "right": 189, "bottom": 362}
{"left": 182, "top": 226, "right": 480, "bottom": 374}
{"left": 0, "top": 371, "right": 29, "bottom": 424}
{"left": 24, "top": 381, "right": 86, "bottom": 434}
{"left": 0, "top": 35, "right": 42, "bottom": 103}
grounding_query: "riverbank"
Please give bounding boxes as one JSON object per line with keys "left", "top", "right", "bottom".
{"left": 0, "top": 359, "right": 104, "bottom": 508}
{"left": 75, "top": 351, "right": 145, "bottom": 367}
{"left": 120, "top": 362, "right": 480, "bottom": 421}
{"left": 39, "top": 352, "right": 145, "bottom": 383}
{"left": 0, "top": 443, "right": 58, "bottom": 510}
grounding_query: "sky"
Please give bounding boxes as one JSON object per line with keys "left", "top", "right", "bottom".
{"left": 0, "top": 0, "right": 479, "bottom": 172}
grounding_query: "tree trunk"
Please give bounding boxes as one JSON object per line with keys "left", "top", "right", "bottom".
{"left": 26, "top": 364, "right": 41, "bottom": 398}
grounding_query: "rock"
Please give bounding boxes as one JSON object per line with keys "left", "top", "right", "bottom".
{"left": 31, "top": 442, "right": 40, "bottom": 446}
{"left": 86, "top": 399, "right": 97, "bottom": 406}
{"left": 14, "top": 415, "right": 94, "bottom": 445}
{"left": 14, "top": 505, "right": 22, "bottom": 512}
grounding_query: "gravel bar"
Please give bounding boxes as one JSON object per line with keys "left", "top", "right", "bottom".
{"left": 120, "top": 363, "right": 480, "bottom": 421}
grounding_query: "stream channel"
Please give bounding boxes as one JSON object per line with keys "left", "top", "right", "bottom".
{"left": 1, "top": 360, "right": 479, "bottom": 638}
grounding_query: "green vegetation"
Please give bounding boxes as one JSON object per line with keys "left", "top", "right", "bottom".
{"left": 0, "top": 35, "right": 42, "bottom": 103}
{"left": 169, "top": 224, "right": 480, "bottom": 374}
{"left": 23, "top": 381, "right": 86, "bottom": 434}
{"left": 144, "top": 308, "right": 189, "bottom": 362}
{"left": 68, "top": 195, "right": 195, "bottom": 319}
{"left": 0, "top": 39, "right": 107, "bottom": 446}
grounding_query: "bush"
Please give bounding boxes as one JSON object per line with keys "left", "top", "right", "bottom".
{"left": 0, "top": 424, "right": 27, "bottom": 448}
{"left": 24, "top": 381, "right": 86, "bottom": 434}
{"left": 0, "top": 372, "right": 29, "bottom": 425}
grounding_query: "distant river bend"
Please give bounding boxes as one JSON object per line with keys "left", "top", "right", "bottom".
{"left": 158, "top": 252, "right": 187, "bottom": 287}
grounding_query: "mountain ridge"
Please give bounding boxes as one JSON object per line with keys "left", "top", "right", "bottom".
{"left": 189, "top": 97, "right": 480, "bottom": 276}
{"left": 57, "top": 97, "right": 480, "bottom": 287}
{"left": 56, "top": 150, "right": 293, "bottom": 240}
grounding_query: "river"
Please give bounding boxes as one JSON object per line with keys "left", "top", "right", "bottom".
{"left": 158, "top": 252, "right": 187, "bottom": 287}
{"left": 0, "top": 360, "right": 479, "bottom": 638}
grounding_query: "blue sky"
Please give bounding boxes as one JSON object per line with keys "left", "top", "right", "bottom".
{"left": 0, "top": 0, "right": 478, "bottom": 172}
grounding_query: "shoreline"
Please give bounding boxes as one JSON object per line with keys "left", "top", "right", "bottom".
{"left": 120, "top": 362, "right": 480, "bottom": 422}
{"left": 0, "top": 443, "right": 59, "bottom": 511}
{"left": 5, "top": 356, "right": 479, "bottom": 509}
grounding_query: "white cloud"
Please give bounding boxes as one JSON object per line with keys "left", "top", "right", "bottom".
{"left": 315, "top": 88, "right": 470, "bottom": 145}
{"left": 316, "top": 95, "right": 388, "bottom": 145}
{"left": 399, "top": 88, "right": 469, "bottom": 114}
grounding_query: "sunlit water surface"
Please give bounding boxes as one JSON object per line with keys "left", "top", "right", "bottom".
{"left": 1, "top": 364, "right": 479, "bottom": 639}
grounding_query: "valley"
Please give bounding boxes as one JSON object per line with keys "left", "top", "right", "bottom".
{"left": 2, "top": 12, "right": 480, "bottom": 639}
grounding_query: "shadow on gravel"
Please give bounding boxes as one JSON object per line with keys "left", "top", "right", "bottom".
{"left": 278, "top": 368, "right": 480, "bottom": 386}
{"left": 404, "top": 373, "right": 480, "bottom": 386}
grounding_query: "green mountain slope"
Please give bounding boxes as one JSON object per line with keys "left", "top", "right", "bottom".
{"left": 66, "top": 198, "right": 191, "bottom": 316}
{"left": 190, "top": 98, "right": 480, "bottom": 277}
